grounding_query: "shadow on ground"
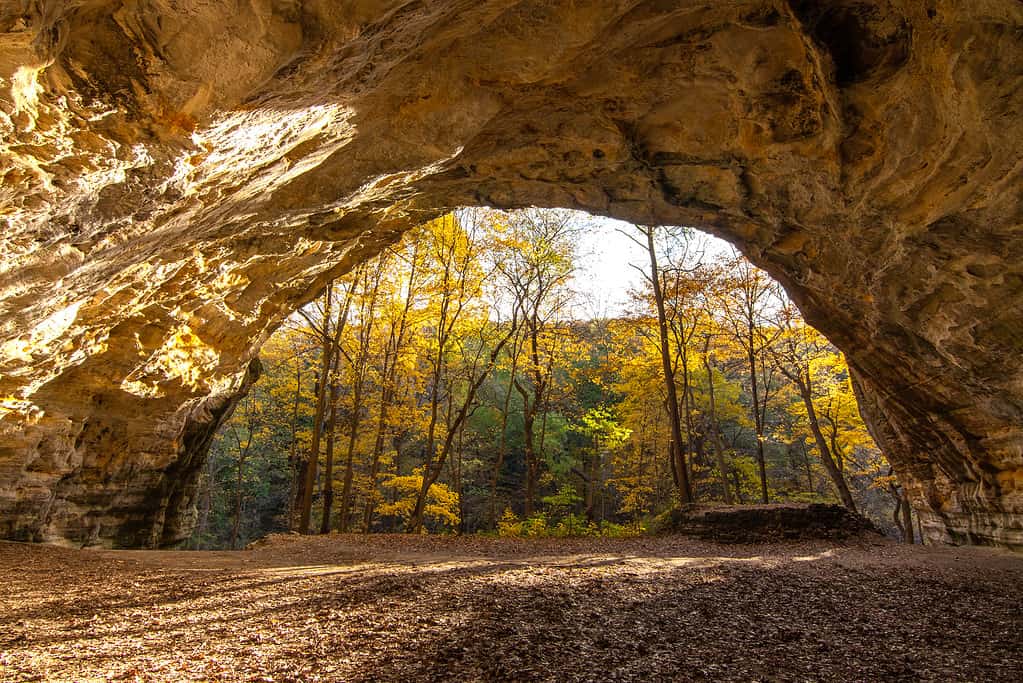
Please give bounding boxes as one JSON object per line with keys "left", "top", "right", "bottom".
{"left": 1, "top": 534, "right": 1021, "bottom": 682}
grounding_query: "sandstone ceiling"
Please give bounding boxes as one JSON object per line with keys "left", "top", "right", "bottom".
{"left": 0, "top": 0, "right": 1021, "bottom": 548}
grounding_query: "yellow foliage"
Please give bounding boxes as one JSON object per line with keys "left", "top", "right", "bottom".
{"left": 377, "top": 470, "right": 460, "bottom": 531}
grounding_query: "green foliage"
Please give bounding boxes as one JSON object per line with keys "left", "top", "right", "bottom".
{"left": 730, "top": 455, "right": 766, "bottom": 503}
{"left": 542, "top": 484, "right": 583, "bottom": 512}
{"left": 573, "top": 406, "right": 632, "bottom": 448}
{"left": 523, "top": 513, "right": 549, "bottom": 537}
{"left": 496, "top": 509, "right": 640, "bottom": 538}
{"left": 553, "top": 513, "right": 590, "bottom": 536}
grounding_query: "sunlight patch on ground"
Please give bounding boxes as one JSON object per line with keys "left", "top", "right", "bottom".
{"left": 254, "top": 564, "right": 370, "bottom": 578}
{"left": 792, "top": 549, "right": 838, "bottom": 562}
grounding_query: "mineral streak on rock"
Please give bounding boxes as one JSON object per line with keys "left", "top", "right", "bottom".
{"left": 0, "top": 1, "right": 1021, "bottom": 548}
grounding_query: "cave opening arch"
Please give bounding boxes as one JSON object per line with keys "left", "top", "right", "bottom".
{"left": 0, "top": 1, "right": 1021, "bottom": 549}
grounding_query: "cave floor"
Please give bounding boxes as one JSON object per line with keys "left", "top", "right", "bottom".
{"left": 2, "top": 534, "right": 1021, "bottom": 682}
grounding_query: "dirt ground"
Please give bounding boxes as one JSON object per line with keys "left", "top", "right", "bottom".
{"left": 2, "top": 534, "right": 1022, "bottom": 682}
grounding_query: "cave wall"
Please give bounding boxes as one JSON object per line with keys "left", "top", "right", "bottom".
{"left": 1, "top": 0, "right": 1021, "bottom": 548}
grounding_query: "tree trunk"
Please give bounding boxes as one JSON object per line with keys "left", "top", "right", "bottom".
{"left": 455, "top": 422, "right": 465, "bottom": 535}
{"left": 748, "top": 339, "right": 769, "bottom": 504}
{"left": 409, "top": 360, "right": 445, "bottom": 532}
{"left": 231, "top": 453, "right": 245, "bottom": 549}
{"left": 286, "top": 352, "right": 302, "bottom": 529}
{"left": 890, "top": 473, "right": 914, "bottom": 544}
{"left": 489, "top": 345, "right": 519, "bottom": 527}
{"left": 362, "top": 389, "right": 391, "bottom": 533}
{"left": 319, "top": 377, "right": 341, "bottom": 534}
{"left": 680, "top": 359, "right": 697, "bottom": 498}
{"left": 298, "top": 282, "right": 354, "bottom": 533}
{"left": 193, "top": 458, "right": 216, "bottom": 549}
{"left": 584, "top": 450, "right": 598, "bottom": 521}
{"left": 338, "top": 421, "right": 359, "bottom": 532}
{"left": 340, "top": 262, "right": 384, "bottom": 532}
{"left": 796, "top": 374, "right": 857, "bottom": 512}
{"left": 703, "top": 350, "right": 733, "bottom": 504}
{"left": 800, "top": 440, "right": 814, "bottom": 495}
{"left": 339, "top": 345, "right": 367, "bottom": 534}
{"left": 900, "top": 491, "right": 914, "bottom": 544}
{"left": 298, "top": 289, "right": 333, "bottom": 533}
{"left": 904, "top": 496, "right": 920, "bottom": 543}
{"left": 516, "top": 379, "right": 540, "bottom": 518}
{"left": 410, "top": 322, "right": 518, "bottom": 531}
{"left": 644, "top": 226, "right": 692, "bottom": 505}
{"left": 732, "top": 469, "right": 745, "bottom": 504}
{"left": 825, "top": 415, "right": 846, "bottom": 474}
{"left": 363, "top": 239, "right": 419, "bottom": 532}
{"left": 524, "top": 412, "right": 538, "bottom": 517}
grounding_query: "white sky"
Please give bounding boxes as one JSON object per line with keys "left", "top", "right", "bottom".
{"left": 570, "top": 215, "right": 734, "bottom": 317}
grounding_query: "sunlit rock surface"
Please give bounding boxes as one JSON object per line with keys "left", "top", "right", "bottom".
{"left": 0, "top": 1, "right": 1020, "bottom": 548}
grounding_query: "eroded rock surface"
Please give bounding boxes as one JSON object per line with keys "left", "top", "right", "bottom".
{"left": 661, "top": 504, "right": 881, "bottom": 543}
{"left": 1, "top": 1, "right": 1021, "bottom": 547}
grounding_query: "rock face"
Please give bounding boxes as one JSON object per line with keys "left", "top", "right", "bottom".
{"left": 0, "top": 1, "right": 1021, "bottom": 548}
{"left": 660, "top": 504, "right": 881, "bottom": 543}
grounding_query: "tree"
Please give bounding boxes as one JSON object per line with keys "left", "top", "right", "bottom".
{"left": 572, "top": 406, "right": 631, "bottom": 521}
{"left": 499, "top": 209, "right": 579, "bottom": 516}
{"left": 771, "top": 303, "right": 857, "bottom": 511}
{"left": 716, "top": 253, "right": 781, "bottom": 504}
{"left": 487, "top": 323, "right": 525, "bottom": 527}
{"left": 625, "top": 224, "right": 693, "bottom": 505}
{"left": 229, "top": 398, "right": 259, "bottom": 549}
{"left": 407, "top": 211, "right": 521, "bottom": 532}
{"left": 361, "top": 237, "right": 423, "bottom": 531}
{"left": 335, "top": 258, "right": 386, "bottom": 532}
{"left": 295, "top": 277, "right": 358, "bottom": 533}
{"left": 378, "top": 470, "right": 461, "bottom": 532}
{"left": 192, "top": 211, "right": 903, "bottom": 546}
{"left": 319, "top": 355, "right": 342, "bottom": 534}
{"left": 701, "top": 333, "right": 734, "bottom": 504}
{"left": 883, "top": 467, "right": 915, "bottom": 544}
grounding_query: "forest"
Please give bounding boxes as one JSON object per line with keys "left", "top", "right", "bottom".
{"left": 190, "top": 209, "right": 914, "bottom": 549}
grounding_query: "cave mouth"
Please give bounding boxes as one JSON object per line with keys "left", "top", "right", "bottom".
{"left": 2, "top": 0, "right": 1021, "bottom": 555}
{"left": 189, "top": 207, "right": 902, "bottom": 551}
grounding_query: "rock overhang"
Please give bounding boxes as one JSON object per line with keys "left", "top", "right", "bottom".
{"left": 0, "top": 0, "right": 1021, "bottom": 548}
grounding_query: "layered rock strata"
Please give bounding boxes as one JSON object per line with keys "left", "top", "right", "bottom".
{"left": 0, "top": 1, "right": 1020, "bottom": 547}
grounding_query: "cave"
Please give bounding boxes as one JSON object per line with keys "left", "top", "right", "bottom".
{"left": 1, "top": 1, "right": 1021, "bottom": 550}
